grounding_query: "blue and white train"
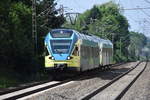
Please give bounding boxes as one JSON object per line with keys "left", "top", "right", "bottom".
{"left": 44, "top": 29, "right": 113, "bottom": 71}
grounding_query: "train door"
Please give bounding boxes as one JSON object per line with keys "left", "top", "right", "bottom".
{"left": 99, "top": 48, "right": 102, "bottom": 66}
{"left": 105, "top": 48, "right": 107, "bottom": 65}
{"left": 104, "top": 48, "right": 107, "bottom": 65}
{"left": 80, "top": 45, "right": 84, "bottom": 71}
{"left": 102, "top": 48, "right": 106, "bottom": 66}
{"left": 101, "top": 48, "right": 104, "bottom": 66}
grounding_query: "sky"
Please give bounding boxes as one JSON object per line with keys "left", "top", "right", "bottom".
{"left": 56, "top": 0, "right": 150, "bottom": 37}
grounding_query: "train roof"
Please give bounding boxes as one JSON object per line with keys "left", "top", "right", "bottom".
{"left": 50, "top": 29, "right": 113, "bottom": 48}
{"left": 73, "top": 30, "right": 113, "bottom": 47}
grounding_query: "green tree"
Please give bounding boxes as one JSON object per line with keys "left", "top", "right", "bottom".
{"left": 0, "top": 0, "right": 65, "bottom": 81}
{"left": 36, "top": 0, "right": 65, "bottom": 49}
{"left": 64, "top": 1, "right": 130, "bottom": 62}
{"left": 128, "top": 31, "right": 147, "bottom": 61}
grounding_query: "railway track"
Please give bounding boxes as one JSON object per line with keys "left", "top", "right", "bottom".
{"left": 0, "top": 71, "right": 95, "bottom": 99}
{"left": 0, "top": 80, "right": 70, "bottom": 100}
{"left": 80, "top": 61, "right": 147, "bottom": 100}
{"left": 0, "top": 80, "right": 53, "bottom": 95}
{"left": 0, "top": 62, "right": 137, "bottom": 100}
{"left": 0, "top": 73, "right": 95, "bottom": 100}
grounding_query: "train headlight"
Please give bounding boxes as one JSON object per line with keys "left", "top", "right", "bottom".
{"left": 51, "top": 56, "right": 55, "bottom": 60}
{"left": 67, "top": 56, "right": 71, "bottom": 60}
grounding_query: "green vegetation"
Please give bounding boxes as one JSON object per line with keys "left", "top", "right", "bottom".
{"left": 0, "top": 0, "right": 64, "bottom": 88}
{"left": 128, "top": 31, "right": 147, "bottom": 61}
{"left": 0, "top": 0, "right": 149, "bottom": 88}
{"left": 64, "top": 1, "right": 148, "bottom": 62}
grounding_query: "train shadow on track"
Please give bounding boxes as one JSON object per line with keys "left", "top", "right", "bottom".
{"left": 77, "top": 68, "right": 130, "bottom": 81}
{"left": 49, "top": 67, "right": 131, "bottom": 82}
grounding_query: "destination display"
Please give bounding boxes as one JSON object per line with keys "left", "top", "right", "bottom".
{"left": 51, "top": 30, "right": 73, "bottom": 38}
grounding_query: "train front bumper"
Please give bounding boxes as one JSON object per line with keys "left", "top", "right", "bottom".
{"left": 45, "top": 56, "right": 80, "bottom": 71}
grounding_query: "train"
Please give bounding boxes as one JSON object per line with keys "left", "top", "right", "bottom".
{"left": 44, "top": 29, "right": 113, "bottom": 71}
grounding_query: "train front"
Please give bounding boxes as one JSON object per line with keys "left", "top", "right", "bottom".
{"left": 44, "top": 29, "right": 80, "bottom": 71}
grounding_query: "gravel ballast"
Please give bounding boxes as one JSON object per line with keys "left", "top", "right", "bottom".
{"left": 19, "top": 62, "right": 138, "bottom": 100}
{"left": 89, "top": 62, "right": 146, "bottom": 100}
{"left": 121, "top": 62, "right": 150, "bottom": 100}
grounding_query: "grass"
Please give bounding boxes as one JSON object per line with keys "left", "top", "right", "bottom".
{"left": 0, "top": 77, "right": 18, "bottom": 88}
{"left": 0, "top": 68, "right": 19, "bottom": 88}
{"left": 0, "top": 67, "right": 49, "bottom": 89}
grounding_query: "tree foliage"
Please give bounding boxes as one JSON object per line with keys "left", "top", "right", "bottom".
{"left": 0, "top": 0, "right": 64, "bottom": 79}
{"left": 0, "top": 1, "right": 35, "bottom": 76}
{"left": 0, "top": 0, "right": 149, "bottom": 86}
{"left": 64, "top": 1, "right": 130, "bottom": 62}
{"left": 128, "top": 31, "right": 147, "bottom": 60}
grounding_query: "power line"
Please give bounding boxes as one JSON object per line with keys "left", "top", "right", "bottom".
{"left": 144, "top": 0, "right": 150, "bottom": 4}
{"left": 65, "top": 12, "right": 80, "bottom": 25}
{"left": 141, "top": 9, "right": 150, "bottom": 18}
{"left": 121, "top": 7, "right": 150, "bottom": 10}
{"left": 144, "top": 18, "right": 150, "bottom": 25}
{"left": 137, "top": 6, "right": 150, "bottom": 23}
{"left": 127, "top": 15, "right": 140, "bottom": 23}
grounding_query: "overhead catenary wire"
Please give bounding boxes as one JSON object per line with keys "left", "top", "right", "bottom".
{"left": 144, "top": 18, "right": 150, "bottom": 25}
{"left": 137, "top": 6, "right": 150, "bottom": 24}
{"left": 144, "top": 0, "right": 150, "bottom": 4}
{"left": 121, "top": 7, "right": 150, "bottom": 10}
{"left": 140, "top": 9, "right": 150, "bottom": 18}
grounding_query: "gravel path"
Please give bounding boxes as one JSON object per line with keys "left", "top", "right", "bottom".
{"left": 20, "top": 62, "right": 138, "bottom": 100}
{"left": 121, "top": 62, "right": 150, "bottom": 100}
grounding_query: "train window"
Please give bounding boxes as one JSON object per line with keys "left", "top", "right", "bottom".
{"left": 81, "top": 46, "right": 84, "bottom": 58}
{"left": 95, "top": 48, "right": 97, "bottom": 57}
{"left": 83, "top": 46, "right": 86, "bottom": 58}
{"left": 92, "top": 47, "right": 94, "bottom": 57}
{"left": 83, "top": 46, "right": 85, "bottom": 57}
{"left": 51, "top": 40, "right": 71, "bottom": 54}
{"left": 98, "top": 48, "right": 99, "bottom": 56}
{"left": 51, "top": 30, "right": 73, "bottom": 38}
{"left": 72, "top": 46, "right": 79, "bottom": 56}
{"left": 96, "top": 48, "right": 98, "bottom": 57}
{"left": 89, "top": 47, "right": 92, "bottom": 58}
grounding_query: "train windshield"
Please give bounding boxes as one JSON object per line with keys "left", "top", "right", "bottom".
{"left": 51, "top": 30, "right": 73, "bottom": 38}
{"left": 50, "top": 40, "right": 72, "bottom": 54}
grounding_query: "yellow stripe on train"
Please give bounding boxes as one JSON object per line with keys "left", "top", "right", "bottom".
{"left": 45, "top": 55, "right": 80, "bottom": 68}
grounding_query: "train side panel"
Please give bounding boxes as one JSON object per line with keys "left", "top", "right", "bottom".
{"left": 99, "top": 43, "right": 113, "bottom": 66}
{"left": 80, "top": 40, "right": 100, "bottom": 71}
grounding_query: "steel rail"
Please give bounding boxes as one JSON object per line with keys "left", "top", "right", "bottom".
{"left": 0, "top": 80, "right": 52, "bottom": 95}
{"left": 81, "top": 61, "right": 142, "bottom": 100}
{"left": 115, "top": 61, "right": 147, "bottom": 100}
{"left": 0, "top": 62, "right": 125, "bottom": 95}
{"left": 0, "top": 62, "right": 131, "bottom": 100}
